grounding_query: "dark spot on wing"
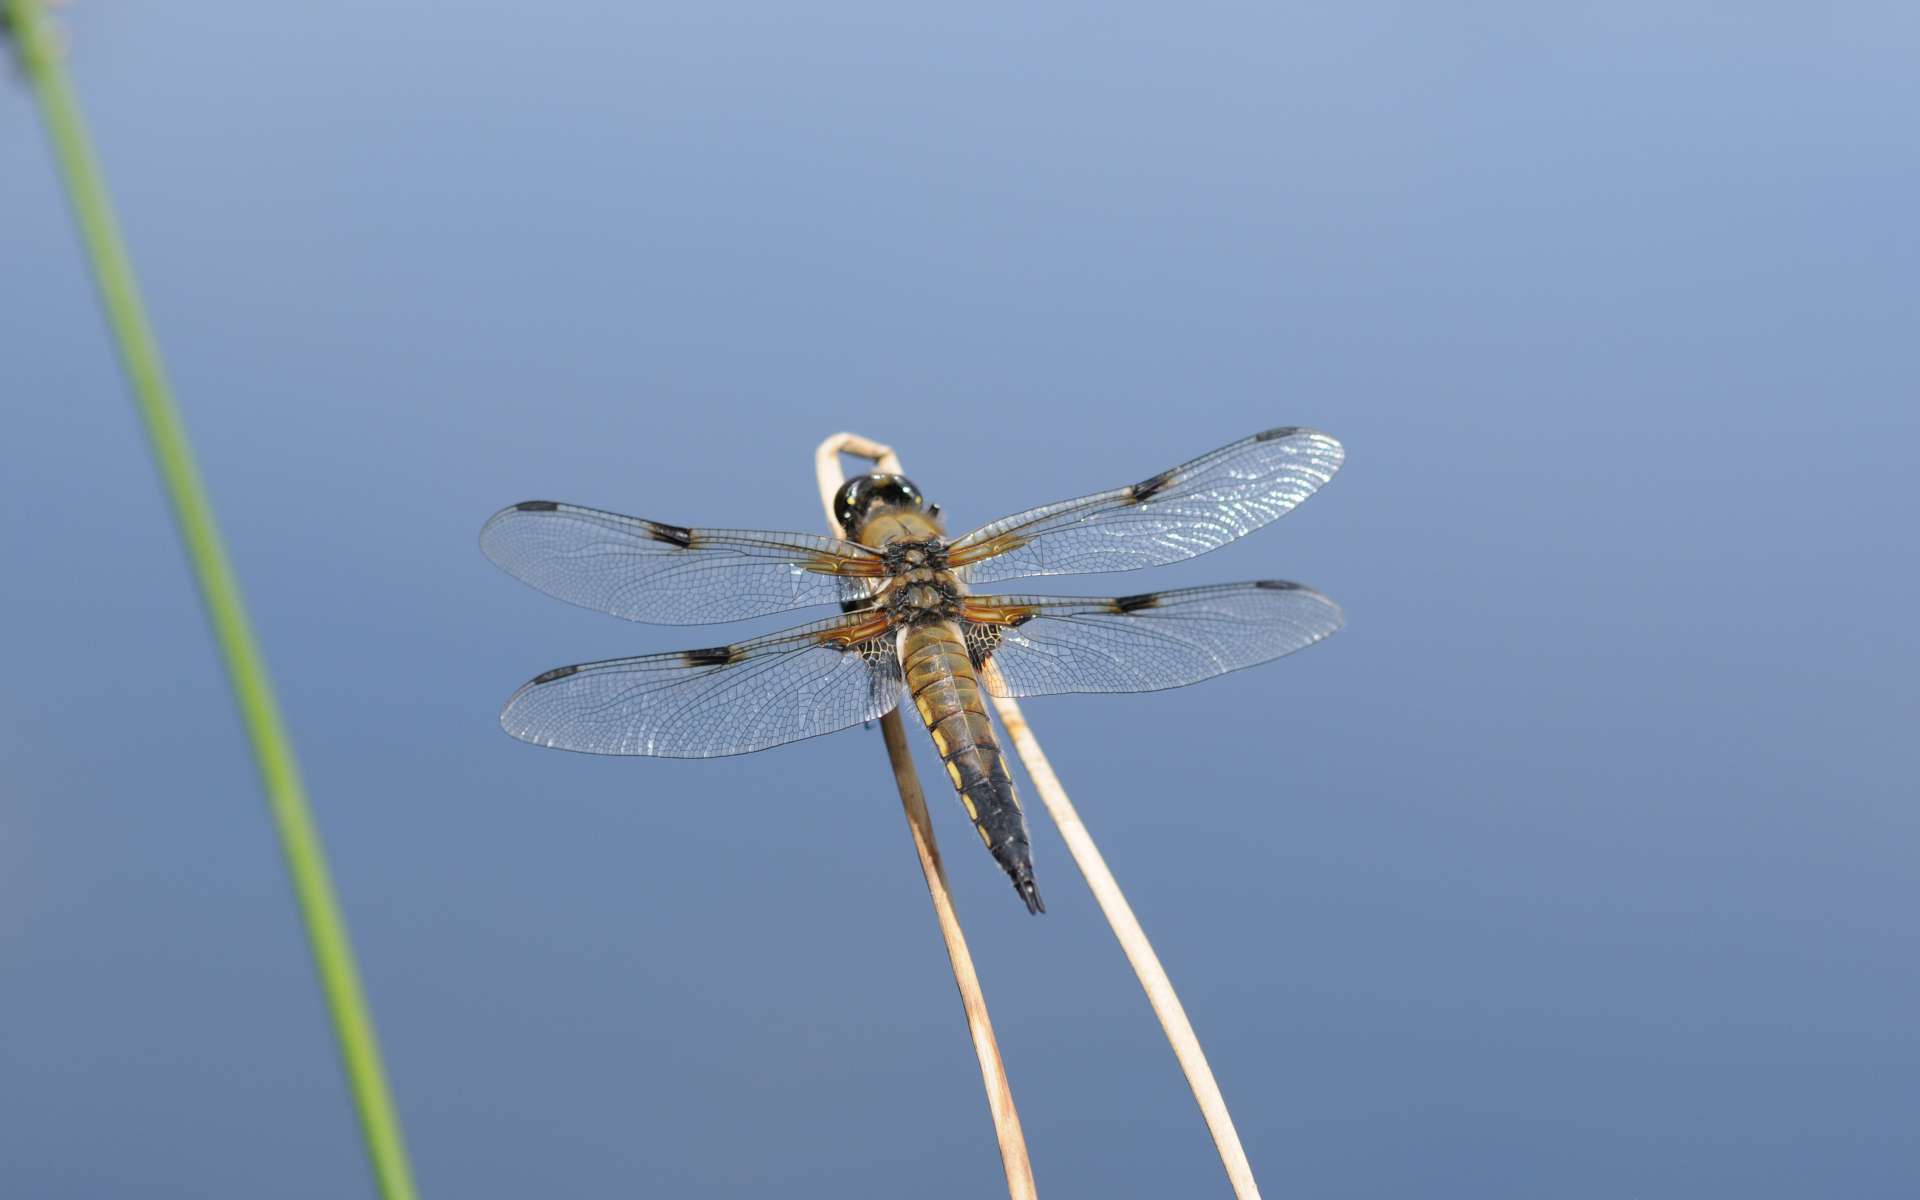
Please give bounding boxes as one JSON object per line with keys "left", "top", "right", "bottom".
{"left": 1129, "top": 469, "right": 1175, "bottom": 503}
{"left": 1255, "top": 580, "right": 1304, "bottom": 591}
{"left": 531, "top": 664, "right": 581, "bottom": 684}
{"left": 515, "top": 500, "right": 561, "bottom": 512}
{"left": 648, "top": 522, "right": 696, "bottom": 548}
{"left": 1112, "top": 592, "right": 1162, "bottom": 613}
{"left": 682, "top": 645, "right": 736, "bottom": 667}
{"left": 1255, "top": 426, "right": 1303, "bottom": 442}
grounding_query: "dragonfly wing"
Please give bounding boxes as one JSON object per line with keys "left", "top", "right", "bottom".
{"left": 502, "top": 612, "right": 902, "bottom": 757}
{"left": 961, "top": 582, "right": 1342, "bottom": 698}
{"left": 947, "top": 428, "right": 1343, "bottom": 584}
{"left": 481, "top": 500, "right": 885, "bottom": 625}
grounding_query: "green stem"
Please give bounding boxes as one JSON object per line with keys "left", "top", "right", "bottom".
{"left": 6, "top": 4, "right": 420, "bottom": 1196}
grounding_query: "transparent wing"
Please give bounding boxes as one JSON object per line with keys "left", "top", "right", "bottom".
{"left": 961, "top": 582, "right": 1343, "bottom": 698}
{"left": 481, "top": 500, "right": 886, "bottom": 625}
{"left": 501, "top": 613, "right": 902, "bottom": 757}
{"left": 947, "top": 428, "right": 1343, "bottom": 584}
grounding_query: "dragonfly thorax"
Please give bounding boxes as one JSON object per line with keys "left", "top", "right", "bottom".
{"left": 885, "top": 568, "right": 962, "bottom": 624}
{"left": 880, "top": 537, "right": 950, "bottom": 574}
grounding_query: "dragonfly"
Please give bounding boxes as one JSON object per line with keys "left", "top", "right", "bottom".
{"left": 481, "top": 428, "right": 1346, "bottom": 914}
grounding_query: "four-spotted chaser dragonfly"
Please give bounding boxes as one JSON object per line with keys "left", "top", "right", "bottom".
{"left": 482, "top": 428, "right": 1345, "bottom": 913}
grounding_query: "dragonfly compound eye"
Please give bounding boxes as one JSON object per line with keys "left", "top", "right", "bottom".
{"left": 833, "top": 473, "right": 925, "bottom": 532}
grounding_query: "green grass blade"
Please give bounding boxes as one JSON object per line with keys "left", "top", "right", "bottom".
{"left": 6, "top": 4, "right": 421, "bottom": 1195}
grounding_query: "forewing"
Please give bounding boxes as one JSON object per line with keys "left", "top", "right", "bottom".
{"left": 948, "top": 428, "right": 1343, "bottom": 584}
{"left": 502, "top": 613, "right": 903, "bottom": 757}
{"left": 481, "top": 500, "right": 885, "bottom": 625}
{"left": 962, "top": 582, "right": 1342, "bottom": 698}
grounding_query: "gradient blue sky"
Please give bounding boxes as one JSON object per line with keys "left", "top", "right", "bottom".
{"left": 3, "top": 3, "right": 1916, "bottom": 1196}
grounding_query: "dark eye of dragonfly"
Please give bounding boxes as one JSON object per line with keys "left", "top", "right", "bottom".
{"left": 832, "top": 473, "right": 925, "bottom": 533}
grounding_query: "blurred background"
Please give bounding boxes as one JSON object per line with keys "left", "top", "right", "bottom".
{"left": 2, "top": 2, "right": 1915, "bottom": 1196}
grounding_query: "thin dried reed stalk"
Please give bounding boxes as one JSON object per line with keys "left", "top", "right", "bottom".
{"left": 818, "top": 432, "right": 1264, "bottom": 1200}
{"left": 988, "top": 694, "right": 1262, "bottom": 1198}
{"left": 814, "top": 434, "right": 1038, "bottom": 1200}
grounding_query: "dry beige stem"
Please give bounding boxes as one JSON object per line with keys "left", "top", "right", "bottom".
{"left": 813, "top": 434, "right": 1037, "bottom": 1200}
{"left": 815, "top": 431, "right": 1264, "bottom": 1200}
{"left": 988, "top": 691, "right": 1262, "bottom": 1199}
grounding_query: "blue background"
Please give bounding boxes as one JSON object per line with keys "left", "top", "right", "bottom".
{"left": 3, "top": 3, "right": 1915, "bottom": 1196}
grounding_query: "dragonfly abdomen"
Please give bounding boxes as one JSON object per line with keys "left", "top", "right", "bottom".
{"left": 900, "top": 620, "right": 1044, "bottom": 914}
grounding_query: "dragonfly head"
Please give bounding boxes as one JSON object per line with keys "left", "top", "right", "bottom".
{"left": 833, "top": 473, "right": 925, "bottom": 534}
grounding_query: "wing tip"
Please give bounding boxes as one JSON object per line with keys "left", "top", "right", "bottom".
{"left": 479, "top": 500, "right": 561, "bottom": 559}
{"left": 481, "top": 499, "right": 561, "bottom": 527}
{"left": 500, "top": 666, "right": 578, "bottom": 741}
{"left": 498, "top": 706, "right": 537, "bottom": 744}
{"left": 1255, "top": 579, "right": 1346, "bottom": 632}
{"left": 1255, "top": 425, "right": 1345, "bottom": 464}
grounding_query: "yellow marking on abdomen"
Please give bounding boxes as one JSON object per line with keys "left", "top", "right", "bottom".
{"left": 902, "top": 619, "right": 1015, "bottom": 844}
